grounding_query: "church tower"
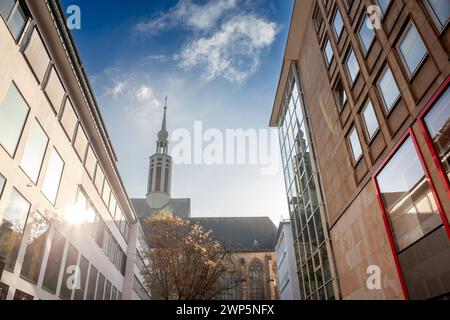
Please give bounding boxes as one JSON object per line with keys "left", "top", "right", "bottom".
{"left": 146, "top": 97, "right": 172, "bottom": 209}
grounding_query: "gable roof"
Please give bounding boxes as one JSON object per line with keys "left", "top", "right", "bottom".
{"left": 189, "top": 217, "right": 277, "bottom": 252}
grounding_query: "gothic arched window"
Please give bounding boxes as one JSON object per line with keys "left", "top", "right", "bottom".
{"left": 249, "top": 260, "right": 265, "bottom": 300}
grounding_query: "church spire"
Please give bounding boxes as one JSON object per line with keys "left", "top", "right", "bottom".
{"left": 147, "top": 95, "right": 173, "bottom": 209}
{"left": 156, "top": 96, "right": 169, "bottom": 154}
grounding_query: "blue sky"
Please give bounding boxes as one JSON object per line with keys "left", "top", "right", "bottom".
{"left": 61, "top": 0, "right": 293, "bottom": 224}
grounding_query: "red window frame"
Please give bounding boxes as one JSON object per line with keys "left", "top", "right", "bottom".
{"left": 418, "top": 75, "right": 450, "bottom": 204}
{"left": 372, "top": 128, "right": 447, "bottom": 300}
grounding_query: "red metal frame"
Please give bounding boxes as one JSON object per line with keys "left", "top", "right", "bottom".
{"left": 372, "top": 127, "right": 448, "bottom": 300}
{"left": 417, "top": 76, "right": 450, "bottom": 233}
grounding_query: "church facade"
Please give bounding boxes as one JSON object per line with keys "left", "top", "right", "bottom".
{"left": 131, "top": 103, "right": 278, "bottom": 300}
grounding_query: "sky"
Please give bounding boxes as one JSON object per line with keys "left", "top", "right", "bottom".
{"left": 61, "top": 0, "right": 294, "bottom": 225}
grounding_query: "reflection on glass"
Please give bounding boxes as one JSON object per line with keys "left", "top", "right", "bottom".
{"left": 60, "top": 245, "right": 79, "bottom": 300}
{"left": 0, "top": 175, "right": 5, "bottom": 195}
{"left": 42, "top": 231, "right": 65, "bottom": 293}
{"left": 346, "top": 49, "right": 360, "bottom": 83}
{"left": 13, "top": 290, "right": 33, "bottom": 300}
{"left": 74, "top": 256, "right": 89, "bottom": 300}
{"left": 42, "top": 148, "right": 64, "bottom": 204}
{"left": 424, "top": 86, "right": 450, "bottom": 184}
{"left": 86, "top": 265, "right": 98, "bottom": 300}
{"left": 348, "top": 127, "right": 363, "bottom": 162}
{"left": 0, "top": 0, "right": 14, "bottom": 19}
{"left": 362, "top": 100, "right": 379, "bottom": 139}
{"left": 399, "top": 24, "right": 427, "bottom": 75}
{"left": 376, "top": 137, "right": 442, "bottom": 251}
{"left": 20, "top": 212, "right": 49, "bottom": 284}
{"left": 333, "top": 9, "right": 344, "bottom": 39}
{"left": 0, "top": 84, "right": 29, "bottom": 156}
{"left": 0, "top": 189, "right": 31, "bottom": 270}
{"left": 426, "top": 0, "right": 450, "bottom": 28}
{"left": 324, "top": 39, "right": 333, "bottom": 65}
{"left": 378, "top": 67, "right": 400, "bottom": 112}
{"left": 377, "top": 0, "right": 391, "bottom": 14}
{"left": 359, "top": 15, "right": 376, "bottom": 53}
{"left": 20, "top": 120, "right": 48, "bottom": 183}
{"left": 8, "top": 5, "right": 26, "bottom": 41}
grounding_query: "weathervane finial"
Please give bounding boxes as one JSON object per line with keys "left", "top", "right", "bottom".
{"left": 164, "top": 95, "right": 168, "bottom": 110}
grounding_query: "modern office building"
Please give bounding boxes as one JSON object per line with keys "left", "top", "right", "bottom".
{"left": 270, "top": 0, "right": 449, "bottom": 299}
{"left": 0, "top": 0, "right": 149, "bottom": 300}
{"left": 275, "top": 220, "right": 301, "bottom": 300}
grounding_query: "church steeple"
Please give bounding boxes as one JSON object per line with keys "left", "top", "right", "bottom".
{"left": 156, "top": 96, "right": 169, "bottom": 154}
{"left": 146, "top": 97, "right": 172, "bottom": 209}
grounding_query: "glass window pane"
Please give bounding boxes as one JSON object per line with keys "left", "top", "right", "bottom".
{"left": 60, "top": 99, "right": 77, "bottom": 140}
{"left": 59, "top": 244, "right": 78, "bottom": 300}
{"left": 8, "top": 5, "right": 26, "bottom": 41}
{"left": 104, "top": 280, "right": 112, "bottom": 300}
{"left": 376, "top": 137, "right": 442, "bottom": 251}
{"left": 362, "top": 100, "right": 379, "bottom": 139}
{"left": 74, "top": 125, "right": 88, "bottom": 161}
{"left": 0, "top": 175, "right": 5, "bottom": 196}
{"left": 0, "top": 282, "right": 9, "bottom": 300}
{"left": 42, "top": 231, "right": 66, "bottom": 293}
{"left": 324, "top": 39, "right": 333, "bottom": 65}
{"left": 42, "top": 148, "right": 64, "bottom": 204}
{"left": 348, "top": 127, "right": 363, "bottom": 162}
{"left": 423, "top": 86, "right": 450, "bottom": 184}
{"left": 74, "top": 255, "right": 89, "bottom": 300}
{"left": 359, "top": 15, "right": 376, "bottom": 53}
{"left": 0, "top": 189, "right": 31, "bottom": 270}
{"left": 20, "top": 120, "right": 49, "bottom": 183}
{"left": 378, "top": 67, "right": 400, "bottom": 112}
{"left": 96, "top": 273, "right": 105, "bottom": 300}
{"left": 0, "top": 84, "right": 30, "bottom": 156}
{"left": 0, "top": 0, "right": 15, "bottom": 19}
{"left": 377, "top": 0, "right": 391, "bottom": 14}
{"left": 426, "top": 0, "right": 449, "bottom": 27}
{"left": 333, "top": 9, "right": 344, "bottom": 39}
{"left": 86, "top": 265, "right": 98, "bottom": 300}
{"left": 20, "top": 211, "right": 50, "bottom": 284}
{"left": 399, "top": 24, "right": 427, "bottom": 75}
{"left": 13, "top": 290, "right": 33, "bottom": 300}
{"left": 346, "top": 49, "right": 360, "bottom": 83}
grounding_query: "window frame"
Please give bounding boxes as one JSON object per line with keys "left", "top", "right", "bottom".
{"left": 377, "top": 65, "right": 401, "bottom": 114}
{"left": 41, "top": 147, "right": 65, "bottom": 206}
{"left": 0, "top": 0, "right": 28, "bottom": 43}
{"left": 418, "top": 76, "right": 450, "bottom": 207}
{"left": 323, "top": 38, "right": 334, "bottom": 67}
{"left": 376, "top": 0, "right": 393, "bottom": 18}
{"left": 347, "top": 126, "right": 363, "bottom": 164}
{"left": 358, "top": 14, "right": 376, "bottom": 56}
{"left": 0, "top": 82, "right": 31, "bottom": 158}
{"left": 332, "top": 6, "right": 344, "bottom": 41}
{"left": 396, "top": 21, "right": 428, "bottom": 80}
{"left": 423, "top": 0, "right": 450, "bottom": 32}
{"left": 19, "top": 118, "right": 49, "bottom": 185}
{"left": 345, "top": 48, "right": 360, "bottom": 86}
{"left": 372, "top": 128, "right": 448, "bottom": 301}
{"left": 360, "top": 99, "right": 380, "bottom": 142}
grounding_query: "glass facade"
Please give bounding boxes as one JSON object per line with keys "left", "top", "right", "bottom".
{"left": 0, "top": 189, "right": 31, "bottom": 271}
{"left": 423, "top": 85, "right": 449, "bottom": 184}
{"left": 278, "top": 65, "right": 337, "bottom": 300}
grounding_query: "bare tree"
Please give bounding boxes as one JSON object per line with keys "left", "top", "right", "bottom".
{"left": 141, "top": 212, "right": 240, "bottom": 300}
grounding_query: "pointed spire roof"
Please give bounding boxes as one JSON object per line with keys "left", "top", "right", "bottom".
{"left": 158, "top": 96, "right": 169, "bottom": 141}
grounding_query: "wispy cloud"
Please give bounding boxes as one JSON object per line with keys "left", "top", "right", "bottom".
{"left": 179, "top": 15, "right": 278, "bottom": 83}
{"left": 135, "top": 0, "right": 278, "bottom": 84}
{"left": 136, "top": 0, "right": 237, "bottom": 33}
{"left": 104, "top": 81, "right": 127, "bottom": 98}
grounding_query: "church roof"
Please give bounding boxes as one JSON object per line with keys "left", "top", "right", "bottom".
{"left": 131, "top": 198, "right": 191, "bottom": 219}
{"left": 189, "top": 217, "right": 277, "bottom": 252}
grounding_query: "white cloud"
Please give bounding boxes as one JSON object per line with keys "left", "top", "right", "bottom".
{"left": 104, "top": 81, "right": 127, "bottom": 98}
{"left": 179, "top": 15, "right": 278, "bottom": 83}
{"left": 136, "top": 0, "right": 237, "bottom": 33}
{"left": 135, "top": 85, "right": 161, "bottom": 106}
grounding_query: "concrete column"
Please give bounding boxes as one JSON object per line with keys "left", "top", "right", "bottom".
{"left": 122, "top": 223, "right": 138, "bottom": 300}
